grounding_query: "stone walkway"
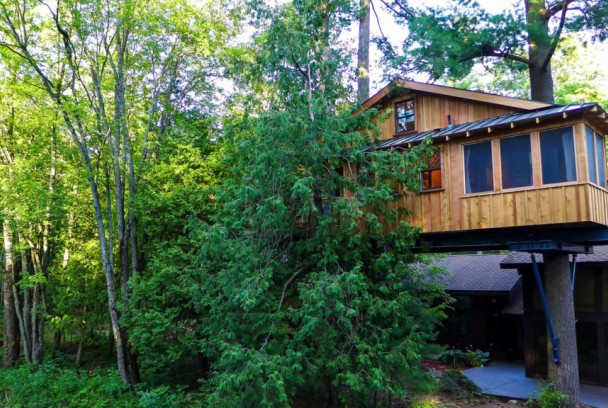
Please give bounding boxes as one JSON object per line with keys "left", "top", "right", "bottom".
{"left": 464, "top": 361, "right": 608, "bottom": 408}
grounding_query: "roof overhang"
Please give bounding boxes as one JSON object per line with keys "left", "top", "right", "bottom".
{"left": 364, "top": 103, "right": 608, "bottom": 152}
{"left": 362, "top": 79, "right": 552, "bottom": 111}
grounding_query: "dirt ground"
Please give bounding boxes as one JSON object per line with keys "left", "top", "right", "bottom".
{"left": 411, "top": 393, "right": 525, "bottom": 407}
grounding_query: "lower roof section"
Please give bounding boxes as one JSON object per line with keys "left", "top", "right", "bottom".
{"left": 417, "top": 222, "right": 608, "bottom": 253}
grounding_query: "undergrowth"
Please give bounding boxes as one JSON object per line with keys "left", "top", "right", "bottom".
{"left": 0, "top": 363, "right": 203, "bottom": 408}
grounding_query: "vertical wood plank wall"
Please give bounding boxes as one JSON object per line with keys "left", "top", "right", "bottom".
{"left": 378, "top": 105, "right": 608, "bottom": 233}
{"left": 377, "top": 93, "right": 518, "bottom": 140}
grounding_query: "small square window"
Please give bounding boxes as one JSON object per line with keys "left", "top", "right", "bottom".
{"left": 395, "top": 99, "right": 415, "bottom": 133}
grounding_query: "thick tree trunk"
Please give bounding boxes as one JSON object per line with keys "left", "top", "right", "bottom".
{"left": 525, "top": 0, "right": 555, "bottom": 103}
{"left": 3, "top": 219, "right": 20, "bottom": 367}
{"left": 544, "top": 252, "right": 580, "bottom": 407}
{"left": 357, "top": 0, "right": 370, "bottom": 104}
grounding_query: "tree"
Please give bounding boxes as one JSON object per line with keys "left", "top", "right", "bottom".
{"left": 0, "top": 73, "right": 71, "bottom": 366}
{"left": 0, "top": 0, "right": 235, "bottom": 383}
{"left": 166, "top": 1, "right": 449, "bottom": 405}
{"left": 357, "top": 0, "right": 371, "bottom": 103}
{"left": 379, "top": 0, "right": 608, "bottom": 103}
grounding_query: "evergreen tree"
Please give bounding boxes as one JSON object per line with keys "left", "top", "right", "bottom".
{"left": 172, "top": 1, "right": 448, "bottom": 405}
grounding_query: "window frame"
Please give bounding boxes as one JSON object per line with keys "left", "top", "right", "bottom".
{"left": 420, "top": 148, "right": 442, "bottom": 191}
{"left": 394, "top": 97, "right": 416, "bottom": 135}
{"left": 586, "top": 126, "right": 607, "bottom": 188}
{"left": 539, "top": 126, "right": 577, "bottom": 185}
{"left": 499, "top": 134, "right": 533, "bottom": 190}
{"left": 463, "top": 140, "right": 494, "bottom": 194}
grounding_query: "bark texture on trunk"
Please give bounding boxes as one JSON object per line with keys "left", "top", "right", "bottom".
{"left": 357, "top": 0, "right": 370, "bottom": 104}
{"left": 2, "top": 219, "right": 19, "bottom": 368}
{"left": 525, "top": 0, "right": 555, "bottom": 103}
{"left": 544, "top": 252, "right": 580, "bottom": 407}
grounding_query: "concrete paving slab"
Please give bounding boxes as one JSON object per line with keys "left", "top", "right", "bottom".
{"left": 464, "top": 362, "right": 608, "bottom": 408}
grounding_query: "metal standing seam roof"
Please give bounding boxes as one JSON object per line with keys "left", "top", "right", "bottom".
{"left": 364, "top": 103, "right": 605, "bottom": 152}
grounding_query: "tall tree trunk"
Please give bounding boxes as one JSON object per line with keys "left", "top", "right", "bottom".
{"left": 525, "top": 0, "right": 555, "bottom": 103}
{"left": 544, "top": 252, "right": 580, "bottom": 407}
{"left": 357, "top": 0, "right": 370, "bottom": 104}
{"left": 2, "top": 219, "right": 19, "bottom": 368}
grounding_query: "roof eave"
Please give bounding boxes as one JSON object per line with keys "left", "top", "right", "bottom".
{"left": 361, "top": 79, "right": 553, "bottom": 111}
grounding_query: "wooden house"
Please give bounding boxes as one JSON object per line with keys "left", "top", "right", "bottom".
{"left": 361, "top": 80, "right": 608, "bottom": 250}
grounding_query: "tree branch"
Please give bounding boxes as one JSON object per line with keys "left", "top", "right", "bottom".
{"left": 460, "top": 47, "right": 532, "bottom": 66}
{"left": 378, "top": 0, "right": 414, "bottom": 19}
{"left": 545, "top": 0, "right": 574, "bottom": 18}
{"left": 259, "top": 265, "right": 307, "bottom": 352}
{"left": 541, "top": 0, "right": 569, "bottom": 71}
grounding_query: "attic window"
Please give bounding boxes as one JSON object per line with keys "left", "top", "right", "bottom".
{"left": 421, "top": 149, "right": 442, "bottom": 190}
{"left": 395, "top": 98, "right": 415, "bottom": 134}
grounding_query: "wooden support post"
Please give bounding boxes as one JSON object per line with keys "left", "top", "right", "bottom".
{"left": 544, "top": 252, "right": 581, "bottom": 407}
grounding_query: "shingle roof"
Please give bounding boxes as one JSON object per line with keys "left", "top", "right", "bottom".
{"left": 364, "top": 103, "right": 607, "bottom": 152}
{"left": 436, "top": 254, "right": 520, "bottom": 293}
{"left": 500, "top": 245, "right": 608, "bottom": 267}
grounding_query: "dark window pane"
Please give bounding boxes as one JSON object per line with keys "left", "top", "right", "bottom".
{"left": 596, "top": 133, "right": 606, "bottom": 188}
{"left": 464, "top": 141, "right": 493, "bottom": 193}
{"left": 501, "top": 134, "right": 532, "bottom": 189}
{"left": 395, "top": 99, "right": 415, "bottom": 133}
{"left": 587, "top": 127, "right": 597, "bottom": 185}
{"left": 577, "top": 322, "right": 599, "bottom": 383}
{"left": 540, "top": 127, "right": 576, "bottom": 184}
{"left": 574, "top": 271, "right": 596, "bottom": 312}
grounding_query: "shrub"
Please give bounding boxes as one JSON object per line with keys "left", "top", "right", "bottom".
{"left": 0, "top": 364, "right": 199, "bottom": 408}
{"left": 438, "top": 348, "right": 490, "bottom": 368}
{"left": 527, "top": 382, "right": 568, "bottom": 408}
{"left": 439, "top": 368, "right": 480, "bottom": 399}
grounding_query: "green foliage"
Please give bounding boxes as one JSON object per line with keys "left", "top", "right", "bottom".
{"left": 438, "top": 368, "right": 480, "bottom": 399}
{"left": 380, "top": 0, "right": 608, "bottom": 100}
{"left": 438, "top": 349, "right": 490, "bottom": 368}
{"left": 0, "top": 364, "right": 202, "bottom": 408}
{"left": 527, "top": 382, "right": 568, "bottom": 408}
{"left": 410, "top": 400, "right": 438, "bottom": 408}
{"left": 148, "top": 1, "right": 451, "bottom": 406}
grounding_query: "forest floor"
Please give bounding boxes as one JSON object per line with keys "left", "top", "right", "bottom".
{"left": 412, "top": 393, "right": 524, "bottom": 407}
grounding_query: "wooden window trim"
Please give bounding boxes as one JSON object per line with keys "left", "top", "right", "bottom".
{"left": 538, "top": 125, "right": 578, "bottom": 185}
{"left": 394, "top": 97, "right": 416, "bottom": 136}
{"left": 586, "top": 126, "right": 607, "bottom": 188}
{"left": 499, "top": 133, "right": 533, "bottom": 191}
{"left": 420, "top": 148, "right": 442, "bottom": 191}
{"left": 462, "top": 140, "right": 494, "bottom": 195}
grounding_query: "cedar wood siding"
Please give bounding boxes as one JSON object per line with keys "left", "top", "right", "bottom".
{"left": 368, "top": 89, "right": 608, "bottom": 234}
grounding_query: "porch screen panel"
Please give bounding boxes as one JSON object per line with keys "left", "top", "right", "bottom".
{"left": 500, "top": 134, "right": 532, "bottom": 189}
{"left": 587, "top": 127, "right": 598, "bottom": 185}
{"left": 596, "top": 133, "right": 606, "bottom": 188}
{"left": 540, "top": 127, "right": 576, "bottom": 184}
{"left": 464, "top": 141, "right": 493, "bottom": 194}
